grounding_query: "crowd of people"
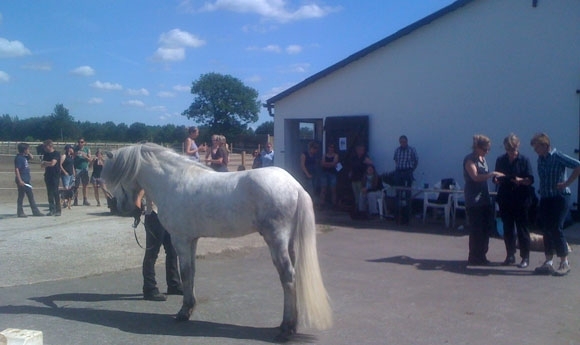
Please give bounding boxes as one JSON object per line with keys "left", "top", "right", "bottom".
{"left": 14, "top": 137, "right": 110, "bottom": 217}
{"left": 13, "top": 128, "right": 579, "bottom": 304}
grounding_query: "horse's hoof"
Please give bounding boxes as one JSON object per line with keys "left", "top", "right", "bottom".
{"left": 175, "top": 308, "right": 193, "bottom": 322}
{"left": 278, "top": 322, "right": 297, "bottom": 337}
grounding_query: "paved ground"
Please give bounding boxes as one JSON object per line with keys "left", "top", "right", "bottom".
{"left": 1, "top": 198, "right": 580, "bottom": 345}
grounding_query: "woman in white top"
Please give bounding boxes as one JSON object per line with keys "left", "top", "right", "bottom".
{"left": 184, "top": 127, "right": 204, "bottom": 161}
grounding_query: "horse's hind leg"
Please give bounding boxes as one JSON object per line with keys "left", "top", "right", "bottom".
{"left": 174, "top": 237, "right": 199, "bottom": 321}
{"left": 266, "top": 237, "right": 297, "bottom": 336}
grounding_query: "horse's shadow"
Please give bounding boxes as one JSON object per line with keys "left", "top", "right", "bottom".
{"left": 1, "top": 293, "right": 316, "bottom": 344}
{"left": 367, "top": 255, "right": 533, "bottom": 276}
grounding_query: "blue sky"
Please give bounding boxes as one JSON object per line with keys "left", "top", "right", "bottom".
{"left": 0, "top": 0, "right": 455, "bottom": 129}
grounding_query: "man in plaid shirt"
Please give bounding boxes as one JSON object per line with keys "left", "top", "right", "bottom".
{"left": 393, "top": 135, "right": 419, "bottom": 187}
{"left": 531, "top": 133, "right": 580, "bottom": 276}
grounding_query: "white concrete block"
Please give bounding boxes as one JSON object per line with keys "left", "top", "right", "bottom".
{"left": 0, "top": 329, "right": 43, "bottom": 345}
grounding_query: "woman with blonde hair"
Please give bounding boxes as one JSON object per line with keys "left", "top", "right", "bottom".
{"left": 463, "top": 134, "right": 504, "bottom": 266}
{"left": 205, "top": 134, "right": 228, "bottom": 172}
{"left": 494, "top": 133, "right": 534, "bottom": 268}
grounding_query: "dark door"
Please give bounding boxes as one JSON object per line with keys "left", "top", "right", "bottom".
{"left": 323, "top": 115, "right": 369, "bottom": 210}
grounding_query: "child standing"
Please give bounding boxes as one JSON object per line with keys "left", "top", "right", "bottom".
{"left": 14, "top": 143, "right": 44, "bottom": 217}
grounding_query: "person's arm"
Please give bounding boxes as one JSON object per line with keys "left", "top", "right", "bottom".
{"left": 14, "top": 167, "right": 25, "bottom": 186}
{"left": 60, "top": 154, "right": 68, "bottom": 175}
{"left": 558, "top": 166, "right": 580, "bottom": 191}
{"left": 464, "top": 160, "right": 502, "bottom": 182}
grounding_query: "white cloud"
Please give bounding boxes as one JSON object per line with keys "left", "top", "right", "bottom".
{"left": 88, "top": 97, "right": 103, "bottom": 104}
{"left": 173, "top": 84, "right": 190, "bottom": 92}
{"left": 157, "top": 91, "right": 175, "bottom": 98}
{"left": 285, "top": 44, "right": 302, "bottom": 54}
{"left": 288, "top": 62, "right": 310, "bottom": 73}
{"left": 71, "top": 65, "right": 95, "bottom": 76}
{"left": 149, "top": 105, "right": 167, "bottom": 112}
{"left": 159, "top": 28, "right": 205, "bottom": 48}
{"left": 153, "top": 29, "right": 205, "bottom": 62}
{"left": 153, "top": 47, "right": 185, "bottom": 62}
{"left": 0, "top": 71, "right": 10, "bottom": 83}
{"left": 200, "top": 0, "right": 341, "bottom": 23}
{"left": 247, "top": 44, "right": 281, "bottom": 53}
{"left": 127, "top": 88, "right": 150, "bottom": 96}
{"left": 122, "top": 100, "right": 145, "bottom": 107}
{"left": 0, "top": 37, "right": 31, "bottom": 58}
{"left": 90, "top": 80, "right": 123, "bottom": 91}
{"left": 22, "top": 63, "right": 52, "bottom": 71}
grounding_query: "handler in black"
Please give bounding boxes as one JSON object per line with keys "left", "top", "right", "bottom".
{"left": 494, "top": 133, "right": 534, "bottom": 268}
{"left": 135, "top": 189, "right": 183, "bottom": 301}
{"left": 41, "top": 140, "right": 62, "bottom": 216}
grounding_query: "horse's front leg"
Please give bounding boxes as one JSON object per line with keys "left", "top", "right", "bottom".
{"left": 174, "top": 237, "right": 199, "bottom": 321}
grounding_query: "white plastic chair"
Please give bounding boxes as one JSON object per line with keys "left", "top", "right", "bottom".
{"left": 422, "top": 180, "right": 454, "bottom": 227}
{"left": 451, "top": 184, "right": 468, "bottom": 228}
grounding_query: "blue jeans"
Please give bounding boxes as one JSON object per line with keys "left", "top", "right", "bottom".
{"left": 539, "top": 195, "right": 569, "bottom": 258}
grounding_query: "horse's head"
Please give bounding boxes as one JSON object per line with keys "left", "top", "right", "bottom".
{"left": 103, "top": 149, "right": 143, "bottom": 217}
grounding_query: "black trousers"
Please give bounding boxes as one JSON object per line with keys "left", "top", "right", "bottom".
{"left": 500, "top": 203, "right": 530, "bottom": 259}
{"left": 44, "top": 176, "right": 61, "bottom": 213}
{"left": 467, "top": 205, "right": 493, "bottom": 263}
{"left": 142, "top": 212, "right": 181, "bottom": 295}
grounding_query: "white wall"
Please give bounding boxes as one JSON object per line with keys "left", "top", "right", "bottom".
{"left": 273, "top": 0, "right": 580, "bottom": 201}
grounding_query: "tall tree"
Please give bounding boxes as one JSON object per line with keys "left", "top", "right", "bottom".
{"left": 181, "top": 73, "right": 260, "bottom": 139}
{"left": 255, "top": 120, "right": 274, "bottom": 136}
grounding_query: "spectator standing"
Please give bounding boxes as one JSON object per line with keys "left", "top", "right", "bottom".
{"left": 319, "top": 143, "right": 339, "bottom": 208}
{"left": 251, "top": 149, "right": 262, "bottom": 169}
{"left": 60, "top": 144, "right": 76, "bottom": 191}
{"left": 261, "top": 142, "right": 275, "bottom": 167}
{"left": 41, "top": 140, "right": 62, "bottom": 216}
{"left": 184, "top": 126, "right": 205, "bottom": 162}
{"left": 136, "top": 190, "right": 183, "bottom": 301}
{"left": 493, "top": 133, "right": 534, "bottom": 268}
{"left": 393, "top": 135, "right": 419, "bottom": 187}
{"left": 300, "top": 141, "right": 320, "bottom": 200}
{"left": 531, "top": 133, "right": 580, "bottom": 276}
{"left": 14, "top": 143, "right": 44, "bottom": 217}
{"left": 74, "top": 137, "right": 91, "bottom": 206}
{"left": 90, "top": 149, "right": 106, "bottom": 207}
{"left": 349, "top": 144, "right": 373, "bottom": 211}
{"left": 206, "top": 134, "right": 228, "bottom": 172}
{"left": 463, "top": 134, "right": 503, "bottom": 266}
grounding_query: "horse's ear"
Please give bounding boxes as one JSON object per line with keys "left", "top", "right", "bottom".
{"left": 106, "top": 151, "right": 113, "bottom": 159}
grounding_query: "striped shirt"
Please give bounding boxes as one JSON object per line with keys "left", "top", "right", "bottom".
{"left": 537, "top": 148, "right": 580, "bottom": 198}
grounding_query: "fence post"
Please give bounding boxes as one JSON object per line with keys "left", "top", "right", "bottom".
{"left": 241, "top": 151, "right": 246, "bottom": 166}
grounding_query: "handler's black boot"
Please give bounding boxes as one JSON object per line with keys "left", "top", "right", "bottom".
{"left": 144, "top": 289, "right": 166, "bottom": 301}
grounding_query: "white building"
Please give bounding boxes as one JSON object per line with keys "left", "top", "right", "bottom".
{"left": 265, "top": 0, "right": 580, "bottom": 208}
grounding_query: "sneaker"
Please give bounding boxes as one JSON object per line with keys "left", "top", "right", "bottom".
{"left": 534, "top": 261, "right": 555, "bottom": 275}
{"left": 17, "top": 214, "right": 27, "bottom": 218}
{"left": 553, "top": 261, "right": 570, "bottom": 277}
{"left": 143, "top": 292, "right": 167, "bottom": 301}
{"left": 517, "top": 258, "right": 529, "bottom": 269}
{"left": 83, "top": 199, "right": 91, "bottom": 206}
{"left": 46, "top": 211, "right": 54, "bottom": 216}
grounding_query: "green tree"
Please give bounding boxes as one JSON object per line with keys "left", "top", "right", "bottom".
{"left": 255, "top": 121, "right": 274, "bottom": 136}
{"left": 127, "top": 122, "right": 150, "bottom": 142}
{"left": 48, "top": 104, "right": 79, "bottom": 141}
{"left": 182, "top": 73, "right": 260, "bottom": 139}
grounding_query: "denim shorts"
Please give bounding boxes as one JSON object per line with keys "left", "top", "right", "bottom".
{"left": 320, "top": 171, "right": 337, "bottom": 187}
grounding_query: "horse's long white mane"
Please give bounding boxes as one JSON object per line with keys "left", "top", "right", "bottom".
{"left": 103, "top": 143, "right": 211, "bottom": 191}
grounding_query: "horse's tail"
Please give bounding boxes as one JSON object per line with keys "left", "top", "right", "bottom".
{"left": 295, "top": 189, "right": 333, "bottom": 330}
